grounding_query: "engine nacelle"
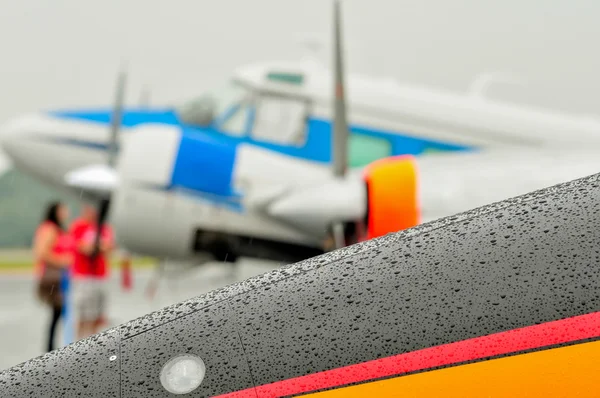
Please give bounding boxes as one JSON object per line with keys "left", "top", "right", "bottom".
{"left": 267, "top": 177, "right": 367, "bottom": 241}
{"left": 111, "top": 186, "right": 197, "bottom": 259}
{"left": 110, "top": 124, "right": 196, "bottom": 259}
{"left": 362, "top": 155, "right": 420, "bottom": 240}
{"left": 110, "top": 124, "right": 321, "bottom": 260}
{"left": 267, "top": 155, "right": 421, "bottom": 245}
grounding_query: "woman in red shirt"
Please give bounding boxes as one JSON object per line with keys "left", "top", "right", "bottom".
{"left": 69, "top": 204, "right": 114, "bottom": 340}
{"left": 33, "top": 201, "right": 73, "bottom": 352}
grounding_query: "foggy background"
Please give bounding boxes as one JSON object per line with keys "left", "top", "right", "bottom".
{"left": 0, "top": 0, "right": 598, "bottom": 368}
{"left": 0, "top": 0, "right": 597, "bottom": 119}
{"left": 6, "top": 0, "right": 595, "bottom": 246}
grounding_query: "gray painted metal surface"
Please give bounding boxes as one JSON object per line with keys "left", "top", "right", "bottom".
{"left": 2, "top": 171, "right": 600, "bottom": 396}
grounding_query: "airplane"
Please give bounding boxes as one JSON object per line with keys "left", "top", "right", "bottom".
{"left": 4, "top": 0, "right": 600, "bottom": 269}
{"left": 2, "top": 113, "right": 600, "bottom": 396}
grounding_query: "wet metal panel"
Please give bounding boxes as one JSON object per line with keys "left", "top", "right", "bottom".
{"left": 230, "top": 174, "right": 600, "bottom": 390}
{"left": 120, "top": 300, "right": 255, "bottom": 397}
{"left": 1, "top": 327, "right": 121, "bottom": 398}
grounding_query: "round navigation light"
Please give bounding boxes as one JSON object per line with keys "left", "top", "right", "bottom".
{"left": 160, "top": 354, "right": 206, "bottom": 395}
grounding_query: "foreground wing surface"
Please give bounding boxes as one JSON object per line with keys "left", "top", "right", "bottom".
{"left": 2, "top": 171, "right": 600, "bottom": 396}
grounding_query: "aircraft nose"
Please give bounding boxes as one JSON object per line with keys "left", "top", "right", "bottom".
{"left": 0, "top": 113, "right": 41, "bottom": 159}
{"left": 0, "top": 112, "right": 72, "bottom": 170}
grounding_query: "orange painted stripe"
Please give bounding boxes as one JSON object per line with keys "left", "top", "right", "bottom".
{"left": 363, "top": 155, "right": 420, "bottom": 240}
{"left": 302, "top": 338, "right": 600, "bottom": 397}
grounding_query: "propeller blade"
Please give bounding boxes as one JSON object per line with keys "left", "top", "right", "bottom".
{"left": 332, "top": 222, "right": 346, "bottom": 249}
{"left": 329, "top": 0, "right": 350, "bottom": 249}
{"left": 108, "top": 67, "right": 127, "bottom": 167}
{"left": 91, "top": 68, "right": 127, "bottom": 262}
{"left": 90, "top": 198, "right": 110, "bottom": 261}
{"left": 332, "top": 0, "right": 349, "bottom": 178}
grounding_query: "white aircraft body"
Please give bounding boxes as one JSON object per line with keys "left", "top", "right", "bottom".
{"left": 104, "top": 139, "right": 600, "bottom": 261}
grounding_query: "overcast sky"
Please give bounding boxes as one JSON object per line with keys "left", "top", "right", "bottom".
{"left": 0, "top": 0, "right": 597, "bottom": 122}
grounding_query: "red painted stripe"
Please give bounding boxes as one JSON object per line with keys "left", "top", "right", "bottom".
{"left": 214, "top": 310, "right": 600, "bottom": 398}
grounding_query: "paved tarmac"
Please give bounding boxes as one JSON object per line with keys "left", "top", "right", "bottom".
{"left": 0, "top": 259, "right": 279, "bottom": 371}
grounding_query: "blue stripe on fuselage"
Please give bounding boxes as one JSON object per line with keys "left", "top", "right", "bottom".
{"left": 48, "top": 107, "right": 474, "bottom": 164}
{"left": 49, "top": 108, "right": 180, "bottom": 127}
{"left": 43, "top": 106, "right": 473, "bottom": 212}
{"left": 170, "top": 131, "right": 239, "bottom": 198}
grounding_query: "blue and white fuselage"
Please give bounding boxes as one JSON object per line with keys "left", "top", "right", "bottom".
{"left": 3, "top": 59, "right": 600, "bottom": 260}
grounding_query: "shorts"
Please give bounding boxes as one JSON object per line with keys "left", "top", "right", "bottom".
{"left": 72, "top": 278, "right": 108, "bottom": 322}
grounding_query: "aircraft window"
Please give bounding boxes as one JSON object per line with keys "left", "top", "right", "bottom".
{"left": 349, "top": 133, "right": 392, "bottom": 167}
{"left": 220, "top": 103, "right": 251, "bottom": 136}
{"left": 251, "top": 96, "right": 307, "bottom": 146}
{"left": 177, "top": 81, "right": 250, "bottom": 128}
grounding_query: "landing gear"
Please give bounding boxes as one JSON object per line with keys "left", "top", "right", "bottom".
{"left": 210, "top": 237, "right": 239, "bottom": 277}
{"left": 194, "top": 231, "right": 239, "bottom": 263}
{"left": 323, "top": 221, "right": 367, "bottom": 252}
{"left": 193, "top": 228, "right": 325, "bottom": 265}
{"left": 332, "top": 222, "right": 346, "bottom": 250}
{"left": 210, "top": 239, "right": 239, "bottom": 264}
{"left": 323, "top": 223, "right": 347, "bottom": 252}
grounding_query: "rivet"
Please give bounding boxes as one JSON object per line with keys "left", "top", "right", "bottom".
{"left": 109, "top": 355, "right": 117, "bottom": 361}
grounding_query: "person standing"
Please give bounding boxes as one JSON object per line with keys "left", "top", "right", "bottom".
{"left": 33, "top": 201, "right": 73, "bottom": 352}
{"left": 118, "top": 247, "right": 133, "bottom": 292}
{"left": 69, "top": 204, "right": 114, "bottom": 340}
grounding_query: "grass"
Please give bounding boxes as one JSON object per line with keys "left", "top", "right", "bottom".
{"left": 0, "top": 256, "right": 158, "bottom": 273}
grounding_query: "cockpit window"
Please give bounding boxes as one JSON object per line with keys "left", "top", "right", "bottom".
{"left": 220, "top": 102, "right": 251, "bottom": 136}
{"left": 176, "top": 81, "right": 250, "bottom": 128}
{"left": 251, "top": 95, "right": 308, "bottom": 146}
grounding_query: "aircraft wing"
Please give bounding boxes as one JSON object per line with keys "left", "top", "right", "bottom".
{"left": 3, "top": 155, "right": 600, "bottom": 396}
